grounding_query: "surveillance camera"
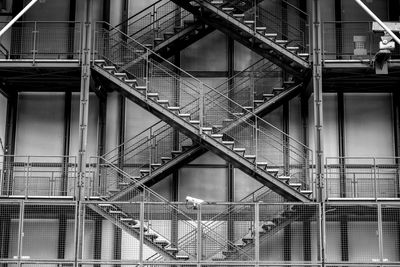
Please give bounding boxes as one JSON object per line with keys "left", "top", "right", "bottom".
{"left": 186, "top": 196, "right": 205, "bottom": 209}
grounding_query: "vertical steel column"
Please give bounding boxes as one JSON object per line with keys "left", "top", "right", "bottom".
{"left": 16, "top": 200, "right": 24, "bottom": 267}
{"left": 62, "top": 91, "right": 72, "bottom": 196}
{"left": 2, "top": 93, "right": 17, "bottom": 196}
{"left": 117, "top": 95, "right": 125, "bottom": 173}
{"left": 301, "top": 92, "right": 310, "bottom": 187}
{"left": 392, "top": 92, "right": 400, "bottom": 197}
{"left": 75, "top": 1, "right": 92, "bottom": 265}
{"left": 283, "top": 102, "right": 290, "bottom": 176}
{"left": 337, "top": 92, "right": 346, "bottom": 197}
{"left": 68, "top": 0, "right": 76, "bottom": 59}
{"left": 254, "top": 203, "right": 260, "bottom": 265}
{"left": 227, "top": 36, "right": 235, "bottom": 247}
{"left": 283, "top": 224, "right": 292, "bottom": 261}
{"left": 377, "top": 203, "right": 384, "bottom": 263}
{"left": 312, "top": 0, "right": 326, "bottom": 266}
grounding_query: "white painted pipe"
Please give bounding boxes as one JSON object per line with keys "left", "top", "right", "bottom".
{"left": 355, "top": 0, "right": 400, "bottom": 45}
{"left": 0, "top": 0, "right": 39, "bottom": 38}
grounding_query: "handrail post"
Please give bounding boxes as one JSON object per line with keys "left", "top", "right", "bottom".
{"left": 25, "top": 156, "right": 30, "bottom": 199}
{"left": 32, "top": 21, "right": 38, "bottom": 64}
{"left": 199, "top": 82, "right": 204, "bottom": 134}
{"left": 145, "top": 49, "right": 150, "bottom": 99}
{"left": 373, "top": 157, "right": 378, "bottom": 200}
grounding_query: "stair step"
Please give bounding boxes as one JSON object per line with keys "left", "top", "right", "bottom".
{"left": 222, "top": 7, "right": 235, "bottom": 12}
{"left": 276, "top": 39, "right": 289, "bottom": 45}
{"left": 174, "top": 26, "right": 183, "bottom": 32}
{"left": 202, "top": 127, "right": 213, "bottom": 132}
{"left": 254, "top": 100, "right": 265, "bottom": 106}
{"left": 242, "top": 106, "right": 254, "bottom": 111}
{"left": 98, "top": 203, "right": 113, "bottom": 208}
{"left": 165, "top": 247, "right": 179, "bottom": 254}
{"left": 189, "top": 120, "right": 200, "bottom": 125}
{"left": 256, "top": 26, "right": 267, "bottom": 33}
{"left": 242, "top": 236, "right": 254, "bottom": 244}
{"left": 265, "top": 33, "right": 278, "bottom": 39}
{"left": 154, "top": 239, "right": 169, "bottom": 247}
{"left": 222, "top": 118, "right": 233, "bottom": 124}
{"left": 233, "top": 148, "right": 246, "bottom": 154}
{"left": 244, "top": 155, "right": 256, "bottom": 162}
{"left": 298, "top": 53, "right": 309, "bottom": 58}
{"left": 164, "top": 32, "right": 174, "bottom": 39}
{"left": 300, "top": 190, "right": 313, "bottom": 196}
{"left": 284, "top": 80, "right": 296, "bottom": 86}
{"left": 278, "top": 175, "right": 291, "bottom": 182}
{"left": 289, "top": 182, "right": 302, "bottom": 188}
{"left": 120, "top": 217, "right": 134, "bottom": 222}
{"left": 157, "top": 99, "right": 169, "bottom": 105}
{"left": 244, "top": 20, "right": 255, "bottom": 25}
{"left": 222, "top": 250, "right": 237, "bottom": 256}
{"left": 114, "top": 72, "right": 127, "bottom": 78}
{"left": 135, "top": 85, "right": 147, "bottom": 92}
{"left": 232, "top": 13, "right": 245, "bottom": 19}
{"left": 287, "top": 46, "right": 300, "bottom": 51}
{"left": 211, "top": 0, "right": 224, "bottom": 5}
{"left": 161, "top": 156, "right": 172, "bottom": 162}
{"left": 256, "top": 161, "right": 268, "bottom": 169}
{"left": 109, "top": 210, "right": 123, "bottom": 215}
{"left": 144, "top": 232, "right": 158, "bottom": 240}
{"left": 222, "top": 141, "right": 235, "bottom": 147}
{"left": 175, "top": 255, "right": 190, "bottom": 260}
{"left": 211, "top": 134, "right": 223, "bottom": 139}
{"left": 131, "top": 221, "right": 148, "bottom": 231}
{"left": 103, "top": 65, "right": 116, "bottom": 72}
{"left": 263, "top": 93, "right": 275, "bottom": 99}
{"left": 178, "top": 113, "right": 191, "bottom": 119}
{"left": 272, "top": 88, "right": 284, "bottom": 95}
{"left": 143, "top": 43, "right": 153, "bottom": 49}
{"left": 134, "top": 49, "right": 145, "bottom": 53}
{"left": 140, "top": 169, "right": 150, "bottom": 175}
{"left": 147, "top": 92, "right": 159, "bottom": 99}
{"left": 125, "top": 79, "right": 137, "bottom": 86}
{"left": 171, "top": 150, "right": 182, "bottom": 157}
{"left": 151, "top": 163, "right": 161, "bottom": 169}
{"left": 212, "top": 124, "right": 223, "bottom": 130}
{"left": 118, "top": 182, "right": 130, "bottom": 187}
{"left": 94, "top": 59, "right": 106, "bottom": 65}
{"left": 167, "top": 106, "right": 180, "bottom": 112}
{"left": 232, "top": 112, "right": 244, "bottom": 117}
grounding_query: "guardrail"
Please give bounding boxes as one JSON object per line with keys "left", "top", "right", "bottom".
{"left": 325, "top": 157, "right": 400, "bottom": 199}
{"left": 0, "top": 155, "right": 77, "bottom": 197}
{"left": 322, "top": 21, "right": 400, "bottom": 62}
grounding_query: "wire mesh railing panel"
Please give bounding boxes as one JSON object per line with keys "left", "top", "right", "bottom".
{"left": 0, "top": 156, "right": 77, "bottom": 197}
{"left": 21, "top": 202, "right": 76, "bottom": 261}
{"left": 83, "top": 202, "right": 141, "bottom": 261}
{"left": 0, "top": 201, "right": 21, "bottom": 260}
{"left": 4, "top": 21, "right": 82, "bottom": 60}
{"left": 381, "top": 204, "right": 400, "bottom": 262}
{"left": 196, "top": 204, "right": 251, "bottom": 261}
{"left": 322, "top": 21, "right": 400, "bottom": 61}
{"left": 326, "top": 157, "right": 400, "bottom": 199}
{"left": 325, "top": 204, "right": 379, "bottom": 263}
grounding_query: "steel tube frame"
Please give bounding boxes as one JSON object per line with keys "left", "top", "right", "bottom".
{"left": 355, "top": 0, "right": 400, "bottom": 45}
{"left": 0, "top": 0, "right": 38, "bottom": 38}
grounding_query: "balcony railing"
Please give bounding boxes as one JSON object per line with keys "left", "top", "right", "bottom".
{"left": 325, "top": 157, "right": 400, "bottom": 199}
{"left": 0, "top": 155, "right": 77, "bottom": 197}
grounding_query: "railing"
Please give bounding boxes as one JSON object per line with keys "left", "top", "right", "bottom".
{"left": 0, "top": 21, "right": 82, "bottom": 61}
{"left": 325, "top": 157, "right": 400, "bottom": 199}
{"left": 0, "top": 155, "right": 77, "bottom": 197}
{"left": 86, "top": 157, "right": 252, "bottom": 261}
{"left": 322, "top": 21, "right": 400, "bottom": 62}
{"left": 90, "top": 122, "right": 193, "bottom": 197}
{"left": 213, "top": 58, "right": 280, "bottom": 108}
{"left": 203, "top": 0, "right": 309, "bottom": 54}
{"left": 94, "top": 21, "right": 314, "bottom": 193}
{"left": 115, "top": 0, "right": 193, "bottom": 49}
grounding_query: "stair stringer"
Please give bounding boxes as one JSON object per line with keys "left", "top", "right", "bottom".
{"left": 88, "top": 204, "right": 179, "bottom": 260}
{"left": 92, "top": 64, "right": 310, "bottom": 202}
{"left": 169, "top": 0, "right": 310, "bottom": 78}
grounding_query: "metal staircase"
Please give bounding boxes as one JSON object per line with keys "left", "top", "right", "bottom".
{"left": 93, "top": 22, "right": 313, "bottom": 202}
{"left": 93, "top": 58, "right": 307, "bottom": 202}
{"left": 169, "top": 0, "right": 310, "bottom": 78}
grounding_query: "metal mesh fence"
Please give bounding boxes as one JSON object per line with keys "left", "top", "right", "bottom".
{"left": 0, "top": 156, "right": 77, "bottom": 197}
{"left": 322, "top": 21, "right": 400, "bottom": 61}
{"left": 326, "top": 157, "right": 400, "bottom": 199}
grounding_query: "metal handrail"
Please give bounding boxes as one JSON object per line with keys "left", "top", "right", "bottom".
{"left": 114, "top": 0, "right": 164, "bottom": 29}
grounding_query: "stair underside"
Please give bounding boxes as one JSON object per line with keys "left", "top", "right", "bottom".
{"left": 88, "top": 204, "right": 178, "bottom": 260}
{"left": 93, "top": 65, "right": 310, "bottom": 202}
{"left": 169, "top": 0, "right": 310, "bottom": 79}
